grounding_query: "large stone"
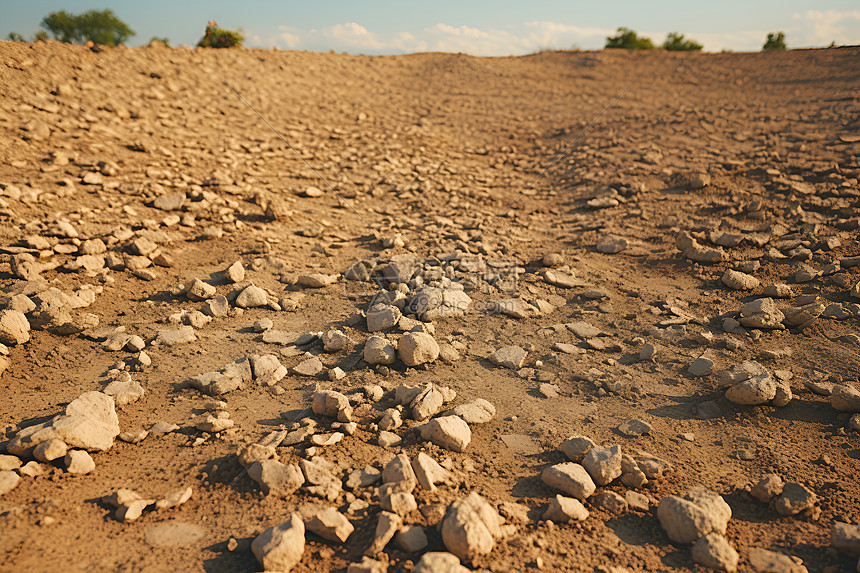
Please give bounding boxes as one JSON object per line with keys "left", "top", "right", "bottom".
{"left": 441, "top": 492, "right": 504, "bottom": 564}
{"left": 410, "top": 384, "right": 444, "bottom": 421}
{"left": 774, "top": 482, "right": 817, "bottom": 516}
{"left": 64, "top": 450, "right": 95, "bottom": 474}
{"left": 420, "top": 415, "right": 471, "bottom": 452}
{"left": 364, "top": 336, "right": 396, "bottom": 365}
{"left": 448, "top": 399, "right": 495, "bottom": 424}
{"left": 306, "top": 507, "right": 354, "bottom": 543}
{"left": 366, "top": 304, "right": 401, "bottom": 332}
{"left": 249, "top": 354, "right": 287, "bottom": 386}
{"left": 832, "top": 385, "right": 860, "bottom": 412}
{"left": 0, "top": 471, "right": 20, "bottom": 495}
{"left": 692, "top": 533, "right": 739, "bottom": 572}
{"left": 312, "top": 390, "right": 353, "bottom": 422}
{"left": 750, "top": 474, "right": 784, "bottom": 502}
{"left": 252, "top": 514, "right": 305, "bottom": 572}
{"left": 560, "top": 434, "right": 595, "bottom": 461}
{"left": 33, "top": 438, "right": 68, "bottom": 462}
{"left": 365, "top": 511, "right": 402, "bottom": 556}
{"left": 235, "top": 284, "right": 268, "bottom": 308}
{"left": 490, "top": 345, "right": 527, "bottom": 370}
{"left": 832, "top": 522, "right": 860, "bottom": 556}
{"left": 582, "top": 445, "right": 622, "bottom": 486}
{"left": 248, "top": 460, "right": 304, "bottom": 496}
{"left": 104, "top": 377, "right": 145, "bottom": 406}
{"left": 657, "top": 488, "right": 732, "bottom": 544}
{"left": 722, "top": 361, "right": 777, "bottom": 405}
{"left": 543, "top": 494, "right": 589, "bottom": 522}
{"left": 722, "top": 269, "right": 760, "bottom": 291}
{"left": 412, "top": 552, "right": 470, "bottom": 573}
{"left": 397, "top": 332, "right": 439, "bottom": 367}
{"left": 8, "top": 391, "right": 119, "bottom": 456}
{"left": 747, "top": 548, "right": 809, "bottom": 573}
{"left": 677, "top": 232, "right": 725, "bottom": 263}
{"left": 738, "top": 298, "right": 785, "bottom": 330}
{"left": 541, "top": 462, "right": 596, "bottom": 500}
{"left": 0, "top": 309, "right": 30, "bottom": 345}
{"left": 187, "top": 357, "right": 252, "bottom": 396}
{"left": 411, "top": 452, "right": 451, "bottom": 491}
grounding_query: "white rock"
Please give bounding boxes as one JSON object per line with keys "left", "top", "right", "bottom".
{"left": 722, "top": 269, "right": 760, "bottom": 290}
{"left": 738, "top": 298, "right": 785, "bottom": 330}
{"left": 560, "top": 434, "right": 595, "bottom": 461}
{"left": 692, "top": 533, "right": 739, "bottom": 572}
{"left": 411, "top": 452, "right": 451, "bottom": 491}
{"left": 312, "top": 390, "right": 353, "bottom": 422}
{"left": 62, "top": 449, "right": 95, "bottom": 474}
{"left": 448, "top": 399, "right": 495, "bottom": 424}
{"left": 321, "top": 329, "right": 352, "bottom": 352}
{"left": 412, "top": 552, "right": 470, "bottom": 573}
{"left": 750, "top": 474, "right": 784, "bottom": 502}
{"left": 582, "top": 445, "right": 622, "bottom": 486}
{"left": 657, "top": 488, "right": 731, "bottom": 544}
{"left": 396, "top": 525, "right": 428, "bottom": 552}
{"left": 225, "top": 261, "right": 245, "bottom": 283}
{"left": 490, "top": 345, "right": 526, "bottom": 369}
{"left": 235, "top": 284, "right": 268, "bottom": 308}
{"left": 441, "top": 492, "right": 504, "bottom": 564}
{"left": 33, "top": 438, "right": 68, "bottom": 462}
{"left": 381, "top": 491, "right": 417, "bottom": 515}
{"left": 543, "top": 494, "right": 589, "bottom": 522}
{"left": 397, "top": 332, "right": 440, "bottom": 366}
{"left": 774, "top": 482, "right": 817, "bottom": 516}
{"left": 248, "top": 460, "right": 304, "bottom": 496}
{"left": 8, "top": 391, "right": 120, "bottom": 456}
{"left": 382, "top": 453, "right": 417, "bottom": 488}
{"left": 249, "top": 354, "right": 287, "bottom": 386}
{"left": 0, "top": 471, "right": 20, "bottom": 495}
{"left": 252, "top": 514, "right": 305, "bottom": 572}
{"left": 541, "top": 462, "right": 596, "bottom": 500}
{"left": 365, "top": 511, "right": 402, "bottom": 556}
{"left": 364, "top": 336, "right": 396, "bottom": 365}
{"left": 366, "top": 304, "right": 401, "bottom": 332}
{"left": 420, "top": 415, "right": 471, "bottom": 452}
{"left": 832, "top": 385, "right": 860, "bottom": 412}
{"left": 722, "top": 361, "right": 777, "bottom": 405}
{"left": 347, "top": 557, "right": 389, "bottom": 573}
{"left": 0, "top": 309, "right": 30, "bottom": 345}
{"left": 306, "top": 507, "right": 354, "bottom": 543}
{"left": 748, "top": 548, "right": 809, "bottom": 573}
{"left": 104, "top": 378, "right": 145, "bottom": 406}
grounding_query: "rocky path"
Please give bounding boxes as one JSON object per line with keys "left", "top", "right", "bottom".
{"left": 0, "top": 41, "right": 859, "bottom": 572}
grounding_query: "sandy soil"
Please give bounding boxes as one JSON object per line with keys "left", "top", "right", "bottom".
{"left": 0, "top": 40, "right": 859, "bottom": 572}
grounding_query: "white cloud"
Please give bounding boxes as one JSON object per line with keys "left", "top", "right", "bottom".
{"left": 792, "top": 9, "right": 860, "bottom": 46}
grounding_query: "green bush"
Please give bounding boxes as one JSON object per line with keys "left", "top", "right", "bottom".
{"left": 149, "top": 36, "right": 170, "bottom": 47}
{"left": 197, "top": 21, "right": 244, "bottom": 48}
{"left": 763, "top": 32, "right": 786, "bottom": 51}
{"left": 663, "top": 32, "right": 703, "bottom": 51}
{"left": 40, "top": 9, "right": 134, "bottom": 46}
{"left": 605, "top": 27, "right": 655, "bottom": 50}
{"left": 7, "top": 32, "right": 26, "bottom": 42}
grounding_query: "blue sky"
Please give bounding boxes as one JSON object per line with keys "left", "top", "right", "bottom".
{"left": 2, "top": 0, "right": 859, "bottom": 54}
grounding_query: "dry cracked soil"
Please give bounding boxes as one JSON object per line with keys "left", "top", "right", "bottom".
{"left": 0, "top": 40, "right": 859, "bottom": 573}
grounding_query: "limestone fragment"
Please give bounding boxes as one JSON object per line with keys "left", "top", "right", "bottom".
{"left": 541, "top": 462, "right": 596, "bottom": 500}
{"left": 692, "top": 533, "right": 739, "bottom": 572}
{"left": 441, "top": 492, "right": 504, "bottom": 564}
{"left": 543, "top": 494, "right": 589, "bottom": 522}
{"left": 248, "top": 460, "right": 304, "bottom": 496}
{"left": 657, "top": 488, "right": 732, "bottom": 544}
{"left": 306, "top": 507, "right": 354, "bottom": 543}
{"left": 252, "top": 514, "right": 305, "bottom": 572}
{"left": 419, "top": 415, "right": 471, "bottom": 452}
{"left": 64, "top": 450, "right": 95, "bottom": 474}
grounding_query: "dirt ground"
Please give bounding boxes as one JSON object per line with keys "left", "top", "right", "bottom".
{"left": 0, "top": 40, "right": 859, "bottom": 572}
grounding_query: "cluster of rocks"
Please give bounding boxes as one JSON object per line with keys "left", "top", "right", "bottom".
{"left": 1, "top": 391, "right": 120, "bottom": 494}
{"left": 657, "top": 488, "right": 737, "bottom": 571}
{"left": 718, "top": 361, "right": 792, "bottom": 407}
{"left": 101, "top": 486, "right": 192, "bottom": 522}
{"left": 749, "top": 474, "right": 819, "bottom": 517}
{"left": 540, "top": 433, "right": 670, "bottom": 522}
{"left": 247, "top": 449, "right": 500, "bottom": 572}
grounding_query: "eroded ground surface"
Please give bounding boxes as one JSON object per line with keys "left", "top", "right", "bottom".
{"left": 0, "top": 41, "right": 859, "bottom": 572}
